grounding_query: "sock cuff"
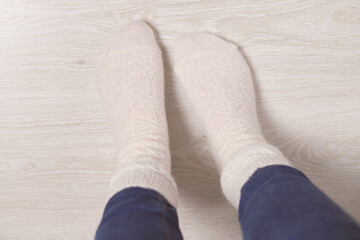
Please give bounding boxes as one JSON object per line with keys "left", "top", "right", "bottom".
{"left": 220, "top": 143, "right": 291, "bottom": 208}
{"left": 109, "top": 164, "right": 179, "bottom": 208}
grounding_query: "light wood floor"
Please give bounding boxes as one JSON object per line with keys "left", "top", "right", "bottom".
{"left": 1, "top": 1, "right": 360, "bottom": 239}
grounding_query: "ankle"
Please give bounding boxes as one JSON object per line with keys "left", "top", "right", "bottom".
{"left": 220, "top": 143, "right": 291, "bottom": 207}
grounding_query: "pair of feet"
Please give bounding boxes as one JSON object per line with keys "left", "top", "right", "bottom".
{"left": 97, "top": 21, "right": 289, "bottom": 208}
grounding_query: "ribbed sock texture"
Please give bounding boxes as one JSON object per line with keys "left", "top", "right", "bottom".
{"left": 174, "top": 32, "right": 290, "bottom": 208}
{"left": 96, "top": 21, "right": 178, "bottom": 207}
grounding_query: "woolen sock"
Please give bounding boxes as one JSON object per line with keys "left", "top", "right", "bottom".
{"left": 174, "top": 32, "right": 290, "bottom": 208}
{"left": 96, "top": 21, "right": 178, "bottom": 207}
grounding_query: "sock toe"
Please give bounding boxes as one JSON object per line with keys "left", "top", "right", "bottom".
{"left": 174, "top": 32, "right": 237, "bottom": 72}
{"left": 107, "top": 20, "right": 159, "bottom": 52}
{"left": 97, "top": 20, "right": 160, "bottom": 69}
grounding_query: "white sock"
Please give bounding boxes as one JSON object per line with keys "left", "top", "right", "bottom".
{"left": 174, "top": 32, "right": 290, "bottom": 208}
{"left": 96, "top": 21, "right": 178, "bottom": 207}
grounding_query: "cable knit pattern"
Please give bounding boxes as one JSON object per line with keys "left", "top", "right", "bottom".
{"left": 174, "top": 32, "right": 291, "bottom": 208}
{"left": 96, "top": 21, "right": 178, "bottom": 207}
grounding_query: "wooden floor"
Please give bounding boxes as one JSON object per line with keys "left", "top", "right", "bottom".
{"left": 1, "top": 1, "right": 360, "bottom": 239}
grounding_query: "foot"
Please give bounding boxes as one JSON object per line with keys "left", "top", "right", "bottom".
{"left": 174, "top": 32, "right": 290, "bottom": 207}
{"left": 97, "top": 21, "right": 178, "bottom": 207}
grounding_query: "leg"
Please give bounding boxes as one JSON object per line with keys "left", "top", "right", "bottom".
{"left": 96, "top": 21, "right": 182, "bottom": 239}
{"left": 96, "top": 187, "right": 183, "bottom": 240}
{"left": 174, "top": 32, "right": 290, "bottom": 207}
{"left": 174, "top": 32, "right": 360, "bottom": 239}
{"left": 239, "top": 165, "right": 360, "bottom": 240}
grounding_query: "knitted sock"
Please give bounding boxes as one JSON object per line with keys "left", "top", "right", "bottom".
{"left": 96, "top": 21, "right": 178, "bottom": 207}
{"left": 174, "top": 32, "right": 290, "bottom": 208}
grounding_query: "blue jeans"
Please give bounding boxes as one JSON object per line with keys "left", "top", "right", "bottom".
{"left": 95, "top": 165, "right": 360, "bottom": 240}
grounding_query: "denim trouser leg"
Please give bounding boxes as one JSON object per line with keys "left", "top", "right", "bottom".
{"left": 95, "top": 187, "right": 183, "bottom": 240}
{"left": 96, "top": 165, "right": 360, "bottom": 240}
{"left": 239, "top": 165, "right": 360, "bottom": 240}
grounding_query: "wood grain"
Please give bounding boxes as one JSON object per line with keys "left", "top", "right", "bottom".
{"left": 0, "top": 0, "right": 359, "bottom": 239}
